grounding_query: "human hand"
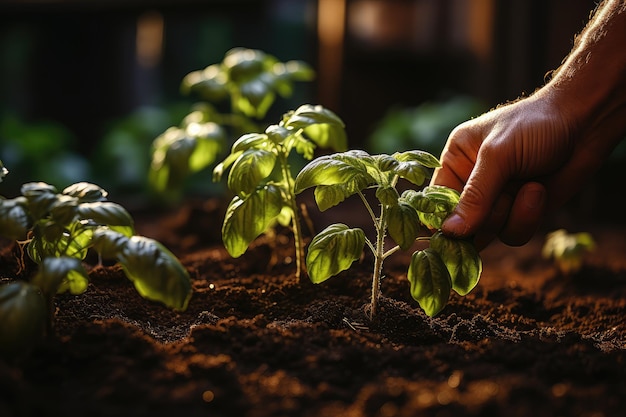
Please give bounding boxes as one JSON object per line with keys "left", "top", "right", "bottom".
{"left": 430, "top": 92, "right": 609, "bottom": 250}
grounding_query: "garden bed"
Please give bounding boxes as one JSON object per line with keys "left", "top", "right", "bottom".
{"left": 1, "top": 198, "right": 625, "bottom": 417}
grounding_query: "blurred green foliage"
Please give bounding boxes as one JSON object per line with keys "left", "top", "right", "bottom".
{"left": 0, "top": 114, "right": 90, "bottom": 195}
{"left": 366, "top": 96, "right": 487, "bottom": 157}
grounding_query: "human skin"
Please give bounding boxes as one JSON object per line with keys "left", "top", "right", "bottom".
{"left": 430, "top": 0, "right": 626, "bottom": 250}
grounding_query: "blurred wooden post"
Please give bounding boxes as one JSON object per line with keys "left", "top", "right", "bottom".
{"left": 317, "top": 0, "right": 346, "bottom": 112}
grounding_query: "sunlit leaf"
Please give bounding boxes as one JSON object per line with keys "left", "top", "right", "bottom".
{"left": 430, "top": 232, "right": 481, "bottom": 295}
{"left": 407, "top": 248, "right": 451, "bottom": 317}
{"left": 28, "top": 221, "right": 94, "bottom": 263}
{"left": 392, "top": 150, "right": 441, "bottom": 168}
{"left": 393, "top": 161, "right": 432, "bottom": 186}
{"left": 32, "top": 256, "right": 89, "bottom": 297}
{"left": 294, "top": 150, "right": 374, "bottom": 195}
{"left": 117, "top": 236, "right": 192, "bottom": 311}
{"left": 306, "top": 223, "right": 365, "bottom": 284}
{"left": 92, "top": 227, "right": 131, "bottom": 259}
{"left": 402, "top": 186, "right": 460, "bottom": 230}
{"left": 265, "top": 125, "right": 291, "bottom": 145}
{"left": 213, "top": 151, "right": 243, "bottom": 182}
{"left": 185, "top": 122, "right": 226, "bottom": 172}
{"left": 49, "top": 195, "right": 78, "bottom": 226}
{"left": 62, "top": 182, "right": 108, "bottom": 202}
{"left": 231, "top": 133, "right": 269, "bottom": 153}
{"left": 373, "top": 154, "right": 399, "bottom": 172}
{"left": 375, "top": 186, "right": 400, "bottom": 207}
{"left": 387, "top": 203, "right": 421, "bottom": 251}
{"left": 312, "top": 185, "right": 352, "bottom": 212}
{"left": 0, "top": 197, "right": 30, "bottom": 240}
{"left": 284, "top": 105, "right": 347, "bottom": 151}
{"left": 182, "top": 64, "right": 229, "bottom": 101}
{"left": 222, "top": 184, "right": 283, "bottom": 258}
{"left": 21, "top": 182, "right": 58, "bottom": 220}
{"left": 227, "top": 149, "right": 277, "bottom": 196}
{"left": 238, "top": 80, "right": 275, "bottom": 118}
{"left": 77, "top": 202, "right": 135, "bottom": 233}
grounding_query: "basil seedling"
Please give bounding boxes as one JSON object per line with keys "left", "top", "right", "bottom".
{"left": 0, "top": 173, "right": 192, "bottom": 358}
{"left": 294, "top": 150, "right": 482, "bottom": 318}
{"left": 542, "top": 229, "right": 595, "bottom": 275}
{"left": 149, "top": 47, "right": 315, "bottom": 194}
{"left": 214, "top": 105, "right": 347, "bottom": 279}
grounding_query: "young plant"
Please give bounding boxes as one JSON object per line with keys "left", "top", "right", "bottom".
{"left": 149, "top": 47, "right": 315, "bottom": 195}
{"left": 542, "top": 228, "right": 596, "bottom": 275}
{"left": 294, "top": 150, "right": 482, "bottom": 318}
{"left": 213, "top": 104, "right": 347, "bottom": 279}
{"left": 0, "top": 176, "right": 192, "bottom": 358}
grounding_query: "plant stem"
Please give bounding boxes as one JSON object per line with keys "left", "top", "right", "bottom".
{"left": 369, "top": 202, "right": 388, "bottom": 320}
{"left": 278, "top": 151, "right": 304, "bottom": 281}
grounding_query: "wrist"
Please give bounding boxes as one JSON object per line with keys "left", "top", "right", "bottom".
{"left": 538, "top": 0, "right": 626, "bottom": 146}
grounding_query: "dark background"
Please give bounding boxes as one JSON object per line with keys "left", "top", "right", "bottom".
{"left": 0, "top": 0, "right": 604, "bottom": 205}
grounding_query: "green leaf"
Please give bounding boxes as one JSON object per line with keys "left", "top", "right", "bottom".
{"left": 312, "top": 185, "right": 351, "bottom": 212}
{"left": 294, "top": 150, "right": 374, "bottom": 195}
{"left": 21, "top": 182, "right": 58, "bottom": 220}
{"left": 375, "top": 186, "right": 400, "bottom": 207}
{"left": 49, "top": 195, "right": 78, "bottom": 226}
{"left": 149, "top": 127, "right": 196, "bottom": 192}
{"left": 222, "top": 184, "right": 283, "bottom": 258}
{"left": 0, "top": 282, "right": 47, "bottom": 358}
{"left": 306, "top": 223, "right": 365, "bottom": 284}
{"left": 407, "top": 248, "right": 452, "bottom": 317}
{"left": 76, "top": 202, "right": 135, "bottom": 234}
{"left": 387, "top": 203, "right": 421, "bottom": 251}
{"left": 430, "top": 232, "right": 482, "bottom": 295}
{"left": 403, "top": 186, "right": 460, "bottom": 230}
{"left": 231, "top": 133, "right": 269, "bottom": 153}
{"left": 117, "top": 236, "right": 192, "bottom": 311}
{"left": 373, "top": 154, "right": 399, "bottom": 172}
{"left": 0, "top": 197, "right": 30, "bottom": 240}
{"left": 393, "top": 161, "right": 432, "bottom": 186}
{"left": 285, "top": 104, "right": 345, "bottom": 130}
{"left": 265, "top": 125, "right": 291, "bottom": 145}
{"left": 292, "top": 135, "right": 317, "bottom": 160}
{"left": 185, "top": 122, "right": 225, "bottom": 171}
{"left": 392, "top": 150, "right": 441, "bottom": 168}
{"left": 28, "top": 221, "right": 94, "bottom": 263}
{"left": 227, "top": 149, "right": 277, "bottom": 196}
{"left": 284, "top": 105, "right": 347, "bottom": 151}
{"left": 32, "top": 256, "right": 89, "bottom": 297}
{"left": 239, "top": 80, "right": 275, "bottom": 118}
{"left": 92, "top": 227, "right": 131, "bottom": 259}
{"left": 62, "top": 182, "right": 108, "bottom": 202}
{"left": 213, "top": 150, "right": 243, "bottom": 182}
{"left": 223, "top": 47, "right": 267, "bottom": 83}
{"left": 181, "top": 64, "right": 229, "bottom": 101}
{"left": 276, "top": 60, "right": 315, "bottom": 82}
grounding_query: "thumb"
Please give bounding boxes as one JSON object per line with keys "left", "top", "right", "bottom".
{"left": 441, "top": 157, "right": 508, "bottom": 238}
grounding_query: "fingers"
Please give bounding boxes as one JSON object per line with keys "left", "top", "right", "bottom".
{"left": 443, "top": 182, "right": 545, "bottom": 250}
{"left": 499, "top": 182, "right": 546, "bottom": 246}
{"left": 440, "top": 147, "right": 509, "bottom": 239}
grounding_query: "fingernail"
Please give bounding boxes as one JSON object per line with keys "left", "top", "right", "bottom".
{"left": 442, "top": 213, "right": 467, "bottom": 236}
{"left": 523, "top": 188, "right": 545, "bottom": 209}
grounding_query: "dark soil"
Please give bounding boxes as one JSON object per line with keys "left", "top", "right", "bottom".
{"left": 1, "top": 198, "right": 625, "bottom": 417}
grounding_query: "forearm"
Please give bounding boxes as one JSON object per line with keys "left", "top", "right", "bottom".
{"left": 540, "top": 0, "right": 626, "bottom": 148}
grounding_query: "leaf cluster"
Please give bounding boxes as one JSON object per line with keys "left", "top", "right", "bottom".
{"left": 294, "top": 150, "right": 482, "bottom": 317}
{"left": 542, "top": 229, "right": 595, "bottom": 275}
{"left": 214, "top": 104, "right": 347, "bottom": 259}
{"left": 0, "top": 181, "right": 191, "bottom": 311}
{"left": 149, "top": 48, "right": 315, "bottom": 194}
